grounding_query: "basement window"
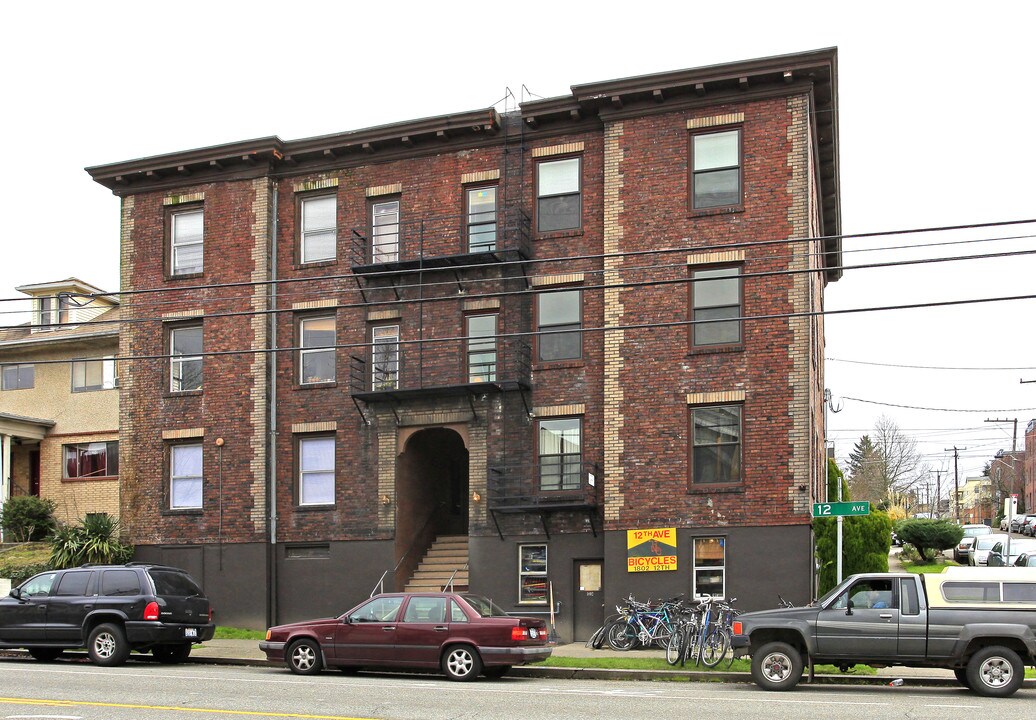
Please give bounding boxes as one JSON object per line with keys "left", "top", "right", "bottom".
{"left": 519, "top": 544, "right": 548, "bottom": 604}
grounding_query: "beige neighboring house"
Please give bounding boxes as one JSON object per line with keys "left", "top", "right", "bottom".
{"left": 0, "top": 279, "right": 119, "bottom": 533}
{"left": 957, "top": 475, "right": 993, "bottom": 525}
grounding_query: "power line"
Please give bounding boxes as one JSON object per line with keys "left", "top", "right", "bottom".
{"left": 827, "top": 357, "right": 1036, "bottom": 371}
{"left": 841, "top": 396, "right": 1036, "bottom": 413}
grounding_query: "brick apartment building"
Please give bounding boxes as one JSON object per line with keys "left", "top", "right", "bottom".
{"left": 87, "top": 48, "right": 841, "bottom": 638}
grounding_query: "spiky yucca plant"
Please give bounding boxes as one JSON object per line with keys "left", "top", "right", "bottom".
{"left": 49, "top": 514, "right": 133, "bottom": 568}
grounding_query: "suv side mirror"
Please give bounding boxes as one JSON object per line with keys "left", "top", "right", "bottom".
{"left": 9, "top": 588, "right": 21, "bottom": 600}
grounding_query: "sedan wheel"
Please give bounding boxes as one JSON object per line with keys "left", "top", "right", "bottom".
{"left": 442, "top": 644, "right": 482, "bottom": 681}
{"left": 287, "top": 639, "right": 323, "bottom": 675}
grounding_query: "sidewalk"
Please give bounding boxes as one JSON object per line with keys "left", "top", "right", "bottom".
{"left": 188, "top": 638, "right": 965, "bottom": 687}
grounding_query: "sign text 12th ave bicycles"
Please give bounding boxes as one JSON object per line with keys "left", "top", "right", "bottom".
{"left": 813, "top": 501, "right": 871, "bottom": 517}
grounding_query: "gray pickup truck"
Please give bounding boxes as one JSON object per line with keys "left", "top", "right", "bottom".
{"left": 731, "top": 567, "right": 1036, "bottom": 697}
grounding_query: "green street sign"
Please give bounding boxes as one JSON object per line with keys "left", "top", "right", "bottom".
{"left": 813, "top": 501, "right": 871, "bottom": 518}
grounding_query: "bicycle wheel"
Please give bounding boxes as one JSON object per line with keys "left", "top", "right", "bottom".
{"left": 665, "top": 625, "right": 685, "bottom": 665}
{"left": 606, "top": 620, "right": 637, "bottom": 651}
{"left": 722, "top": 629, "right": 736, "bottom": 668}
{"left": 647, "top": 617, "right": 672, "bottom": 649}
{"left": 700, "top": 626, "right": 729, "bottom": 667}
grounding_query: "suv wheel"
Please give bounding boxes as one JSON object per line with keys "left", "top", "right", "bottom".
{"left": 28, "top": 648, "right": 62, "bottom": 662}
{"left": 153, "top": 643, "right": 192, "bottom": 664}
{"left": 88, "top": 623, "right": 131, "bottom": 667}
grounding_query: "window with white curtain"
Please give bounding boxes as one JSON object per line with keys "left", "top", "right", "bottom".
{"left": 171, "top": 208, "right": 204, "bottom": 275}
{"left": 301, "top": 195, "right": 337, "bottom": 263}
{"left": 298, "top": 436, "right": 335, "bottom": 506}
{"left": 170, "top": 444, "right": 203, "bottom": 509}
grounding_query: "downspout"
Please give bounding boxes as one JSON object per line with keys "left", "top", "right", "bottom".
{"left": 267, "top": 182, "right": 279, "bottom": 627}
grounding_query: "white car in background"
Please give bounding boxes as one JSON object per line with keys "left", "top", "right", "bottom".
{"left": 969, "top": 533, "right": 1010, "bottom": 565}
{"left": 987, "top": 538, "right": 1036, "bottom": 566}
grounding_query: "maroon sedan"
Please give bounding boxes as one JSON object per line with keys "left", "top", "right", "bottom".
{"left": 259, "top": 592, "right": 553, "bottom": 680}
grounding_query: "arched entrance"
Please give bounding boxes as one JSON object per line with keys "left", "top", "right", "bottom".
{"left": 394, "top": 427, "right": 469, "bottom": 589}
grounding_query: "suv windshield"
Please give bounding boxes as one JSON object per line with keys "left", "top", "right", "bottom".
{"left": 149, "top": 569, "right": 204, "bottom": 597}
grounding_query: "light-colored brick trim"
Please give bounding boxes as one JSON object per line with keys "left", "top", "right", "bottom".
{"left": 162, "top": 428, "right": 205, "bottom": 440}
{"left": 461, "top": 170, "right": 500, "bottom": 184}
{"left": 292, "top": 299, "right": 337, "bottom": 311}
{"left": 602, "top": 121, "right": 625, "bottom": 524}
{"left": 687, "top": 113, "right": 745, "bottom": 130}
{"left": 463, "top": 298, "right": 500, "bottom": 312}
{"left": 161, "top": 310, "right": 204, "bottom": 319}
{"left": 293, "top": 178, "right": 339, "bottom": 193}
{"left": 291, "top": 421, "right": 337, "bottom": 434}
{"left": 533, "top": 404, "right": 585, "bottom": 418}
{"left": 163, "top": 192, "right": 205, "bottom": 206}
{"left": 530, "top": 273, "right": 585, "bottom": 287}
{"left": 531, "top": 142, "right": 585, "bottom": 158}
{"left": 366, "top": 183, "right": 402, "bottom": 197}
{"left": 367, "top": 309, "right": 402, "bottom": 322}
{"left": 686, "top": 390, "right": 746, "bottom": 405}
{"left": 686, "top": 250, "right": 745, "bottom": 266}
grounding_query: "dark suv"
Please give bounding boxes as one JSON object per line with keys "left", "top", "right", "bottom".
{"left": 0, "top": 563, "right": 214, "bottom": 666}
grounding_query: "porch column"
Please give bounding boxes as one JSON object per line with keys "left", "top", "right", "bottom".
{"left": 0, "top": 434, "right": 10, "bottom": 542}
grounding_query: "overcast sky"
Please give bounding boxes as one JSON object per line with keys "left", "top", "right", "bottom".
{"left": 2, "top": 1, "right": 1033, "bottom": 494}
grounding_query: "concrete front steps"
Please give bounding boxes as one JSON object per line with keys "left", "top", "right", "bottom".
{"left": 405, "top": 535, "right": 469, "bottom": 592}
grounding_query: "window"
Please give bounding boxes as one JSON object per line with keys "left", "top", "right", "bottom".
{"left": 64, "top": 442, "right": 119, "bottom": 479}
{"left": 38, "top": 295, "right": 71, "bottom": 328}
{"left": 942, "top": 582, "right": 1000, "bottom": 602}
{"left": 691, "top": 405, "right": 742, "bottom": 485}
{"left": 348, "top": 596, "right": 404, "bottom": 623}
{"left": 536, "top": 157, "right": 581, "bottom": 232}
{"left": 372, "top": 325, "right": 399, "bottom": 390}
{"left": 467, "top": 314, "right": 497, "bottom": 383}
{"left": 300, "top": 195, "right": 336, "bottom": 263}
{"left": 170, "top": 325, "right": 203, "bottom": 392}
{"left": 538, "top": 418, "right": 581, "bottom": 491}
{"left": 690, "top": 267, "right": 741, "bottom": 347}
{"left": 298, "top": 436, "right": 335, "bottom": 506}
{"left": 371, "top": 200, "right": 400, "bottom": 263}
{"left": 170, "top": 443, "right": 203, "bottom": 509}
{"left": 1003, "top": 583, "right": 1036, "bottom": 602}
{"left": 519, "top": 544, "right": 548, "bottom": 604}
{"left": 403, "top": 597, "right": 447, "bottom": 623}
{"left": 72, "top": 358, "right": 118, "bottom": 392}
{"left": 100, "top": 570, "right": 140, "bottom": 596}
{"left": 466, "top": 186, "right": 497, "bottom": 252}
{"left": 691, "top": 129, "right": 741, "bottom": 209}
{"left": 54, "top": 571, "right": 92, "bottom": 597}
{"left": 693, "top": 538, "right": 725, "bottom": 599}
{"left": 170, "top": 208, "right": 204, "bottom": 275}
{"left": 1, "top": 363, "right": 34, "bottom": 390}
{"left": 537, "top": 290, "right": 581, "bottom": 361}
{"left": 299, "top": 316, "right": 335, "bottom": 384}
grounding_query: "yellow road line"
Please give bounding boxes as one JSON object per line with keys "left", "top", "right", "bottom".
{"left": 0, "top": 697, "right": 376, "bottom": 720}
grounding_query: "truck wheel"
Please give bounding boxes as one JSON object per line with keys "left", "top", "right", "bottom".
{"left": 967, "top": 646, "right": 1024, "bottom": 697}
{"left": 953, "top": 667, "right": 971, "bottom": 689}
{"left": 751, "top": 641, "right": 803, "bottom": 691}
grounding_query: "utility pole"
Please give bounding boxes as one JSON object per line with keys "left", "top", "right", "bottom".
{"left": 985, "top": 417, "right": 1018, "bottom": 452}
{"left": 931, "top": 469, "right": 943, "bottom": 517}
{"left": 945, "top": 446, "right": 966, "bottom": 523}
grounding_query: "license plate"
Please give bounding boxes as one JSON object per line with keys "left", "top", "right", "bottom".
{"left": 185, "top": 628, "right": 198, "bottom": 639}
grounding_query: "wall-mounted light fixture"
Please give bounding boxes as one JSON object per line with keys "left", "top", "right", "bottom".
{"left": 380, "top": 494, "right": 392, "bottom": 506}
{"left": 472, "top": 491, "right": 482, "bottom": 503}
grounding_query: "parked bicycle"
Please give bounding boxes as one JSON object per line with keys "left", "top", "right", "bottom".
{"left": 602, "top": 595, "right": 685, "bottom": 650}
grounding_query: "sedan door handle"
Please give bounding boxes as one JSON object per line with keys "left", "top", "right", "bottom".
{"left": 382, "top": 626, "right": 396, "bottom": 631}
{"left": 434, "top": 625, "right": 448, "bottom": 631}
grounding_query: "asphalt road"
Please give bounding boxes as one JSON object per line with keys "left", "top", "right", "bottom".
{"left": 0, "top": 657, "right": 1030, "bottom": 720}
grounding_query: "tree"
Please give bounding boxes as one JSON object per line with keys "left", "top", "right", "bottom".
{"left": 827, "top": 457, "right": 849, "bottom": 502}
{"left": 895, "top": 518, "right": 963, "bottom": 562}
{"left": 815, "top": 510, "right": 892, "bottom": 595}
{"left": 846, "top": 417, "right": 924, "bottom": 508}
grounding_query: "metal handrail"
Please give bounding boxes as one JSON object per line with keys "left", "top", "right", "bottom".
{"left": 442, "top": 562, "right": 470, "bottom": 592}
{"left": 369, "top": 505, "right": 441, "bottom": 597}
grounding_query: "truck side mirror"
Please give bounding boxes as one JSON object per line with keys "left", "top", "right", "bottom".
{"left": 845, "top": 599, "right": 854, "bottom": 616}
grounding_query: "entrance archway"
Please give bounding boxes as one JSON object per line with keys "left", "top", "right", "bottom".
{"left": 394, "top": 427, "right": 469, "bottom": 588}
